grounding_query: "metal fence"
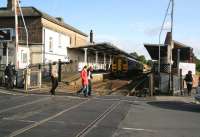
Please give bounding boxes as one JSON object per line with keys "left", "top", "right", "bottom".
{"left": 24, "top": 69, "right": 42, "bottom": 91}
{"left": 0, "top": 64, "right": 6, "bottom": 86}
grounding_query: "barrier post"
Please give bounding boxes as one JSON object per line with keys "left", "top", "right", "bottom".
{"left": 149, "top": 73, "right": 154, "bottom": 96}
{"left": 58, "top": 59, "right": 62, "bottom": 82}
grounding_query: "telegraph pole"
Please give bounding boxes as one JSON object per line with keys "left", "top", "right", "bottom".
{"left": 169, "top": 0, "right": 174, "bottom": 94}
{"left": 17, "top": 0, "right": 29, "bottom": 68}
{"left": 14, "top": 0, "right": 19, "bottom": 69}
{"left": 158, "top": 0, "right": 174, "bottom": 93}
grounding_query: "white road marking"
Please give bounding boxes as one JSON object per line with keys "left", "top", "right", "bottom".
{"left": 0, "top": 97, "right": 50, "bottom": 114}
{"left": 8, "top": 99, "right": 91, "bottom": 137}
{"left": 122, "top": 127, "right": 156, "bottom": 133}
{"left": 0, "top": 90, "right": 18, "bottom": 95}
{"left": 94, "top": 97, "right": 140, "bottom": 103}
{"left": 2, "top": 118, "right": 36, "bottom": 123}
{"left": 0, "top": 95, "right": 26, "bottom": 104}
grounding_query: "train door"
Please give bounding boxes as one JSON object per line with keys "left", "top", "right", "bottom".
{"left": 122, "top": 58, "right": 128, "bottom": 72}
{"left": 112, "top": 57, "right": 117, "bottom": 72}
{"left": 117, "top": 58, "right": 122, "bottom": 72}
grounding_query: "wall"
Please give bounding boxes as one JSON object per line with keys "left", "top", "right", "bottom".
{"left": 0, "top": 16, "right": 88, "bottom": 66}
{"left": 18, "top": 45, "right": 29, "bottom": 69}
{"left": 29, "top": 45, "right": 43, "bottom": 64}
{"left": 41, "top": 18, "right": 88, "bottom": 48}
{"left": 0, "top": 17, "right": 42, "bottom": 44}
{"left": 43, "top": 27, "right": 70, "bottom": 63}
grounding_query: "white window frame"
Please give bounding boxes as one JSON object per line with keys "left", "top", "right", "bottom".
{"left": 49, "top": 37, "right": 53, "bottom": 52}
{"left": 21, "top": 50, "right": 27, "bottom": 63}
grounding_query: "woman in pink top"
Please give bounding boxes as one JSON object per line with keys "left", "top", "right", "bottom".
{"left": 77, "top": 65, "right": 88, "bottom": 97}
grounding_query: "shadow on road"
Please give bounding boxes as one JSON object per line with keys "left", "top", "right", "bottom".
{"left": 147, "top": 101, "right": 200, "bottom": 113}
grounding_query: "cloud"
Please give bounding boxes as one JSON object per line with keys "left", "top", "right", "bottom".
{"left": 129, "top": 22, "right": 147, "bottom": 32}
{"left": 181, "top": 38, "right": 200, "bottom": 58}
{"left": 144, "top": 21, "right": 171, "bottom": 37}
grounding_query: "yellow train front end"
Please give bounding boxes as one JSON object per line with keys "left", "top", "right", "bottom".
{"left": 111, "top": 56, "right": 128, "bottom": 77}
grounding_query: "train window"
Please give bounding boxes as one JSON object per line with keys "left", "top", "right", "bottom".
{"left": 113, "top": 58, "right": 117, "bottom": 64}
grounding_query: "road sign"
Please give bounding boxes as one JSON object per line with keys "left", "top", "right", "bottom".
{"left": 0, "top": 28, "right": 12, "bottom": 42}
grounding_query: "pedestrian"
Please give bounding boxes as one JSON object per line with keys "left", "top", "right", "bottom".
{"left": 87, "top": 66, "right": 93, "bottom": 96}
{"left": 198, "top": 76, "right": 200, "bottom": 87}
{"left": 77, "top": 65, "right": 88, "bottom": 97}
{"left": 50, "top": 62, "right": 58, "bottom": 95}
{"left": 184, "top": 70, "right": 193, "bottom": 96}
{"left": 4, "top": 62, "right": 15, "bottom": 89}
{"left": 196, "top": 76, "right": 200, "bottom": 95}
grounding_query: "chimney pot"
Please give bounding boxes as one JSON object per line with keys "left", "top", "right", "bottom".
{"left": 7, "top": 0, "right": 15, "bottom": 11}
{"left": 56, "top": 17, "right": 64, "bottom": 23}
{"left": 90, "top": 30, "right": 93, "bottom": 43}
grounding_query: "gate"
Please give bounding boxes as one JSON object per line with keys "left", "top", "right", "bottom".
{"left": 24, "top": 68, "right": 42, "bottom": 91}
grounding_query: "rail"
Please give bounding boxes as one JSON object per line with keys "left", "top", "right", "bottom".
{"left": 129, "top": 71, "right": 152, "bottom": 96}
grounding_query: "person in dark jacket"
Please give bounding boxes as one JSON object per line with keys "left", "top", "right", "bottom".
{"left": 50, "top": 62, "right": 58, "bottom": 95}
{"left": 184, "top": 71, "right": 193, "bottom": 96}
{"left": 87, "top": 66, "right": 93, "bottom": 96}
{"left": 4, "top": 62, "right": 15, "bottom": 89}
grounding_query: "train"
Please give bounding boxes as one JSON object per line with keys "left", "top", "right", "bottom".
{"left": 111, "top": 55, "right": 143, "bottom": 77}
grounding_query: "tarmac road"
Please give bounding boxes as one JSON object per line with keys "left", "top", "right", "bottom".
{"left": 0, "top": 90, "right": 200, "bottom": 137}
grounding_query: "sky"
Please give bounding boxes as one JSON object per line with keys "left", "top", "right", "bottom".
{"left": 0, "top": 0, "right": 199, "bottom": 59}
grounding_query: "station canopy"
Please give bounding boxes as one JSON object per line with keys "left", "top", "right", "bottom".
{"left": 144, "top": 41, "right": 193, "bottom": 61}
{"left": 69, "top": 42, "right": 137, "bottom": 60}
{"left": 144, "top": 44, "right": 167, "bottom": 60}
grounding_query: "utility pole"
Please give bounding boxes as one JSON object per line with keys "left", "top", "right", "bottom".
{"left": 158, "top": 0, "right": 174, "bottom": 93}
{"left": 14, "top": 0, "right": 19, "bottom": 69}
{"left": 169, "top": 0, "right": 174, "bottom": 95}
{"left": 17, "top": 0, "right": 29, "bottom": 68}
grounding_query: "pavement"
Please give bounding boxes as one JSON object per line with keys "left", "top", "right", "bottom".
{"left": 0, "top": 89, "right": 200, "bottom": 137}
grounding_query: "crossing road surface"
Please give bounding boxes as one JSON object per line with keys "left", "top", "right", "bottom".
{"left": 0, "top": 90, "right": 200, "bottom": 137}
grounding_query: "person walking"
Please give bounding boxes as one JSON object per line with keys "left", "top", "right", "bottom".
{"left": 50, "top": 62, "right": 58, "bottom": 95}
{"left": 87, "top": 66, "right": 93, "bottom": 96}
{"left": 196, "top": 76, "right": 200, "bottom": 95}
{"left": 78, "top": 65, "right": 88, "bottom": 97}
{"left": 184, "top": 71, "right": 193, "bottom": 96}
{"left": 4, "top": 62, "right": 15, "bottom": 89}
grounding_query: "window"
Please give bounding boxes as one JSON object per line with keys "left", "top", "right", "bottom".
{"left": 58, "top": 34, "right": 61, "bottom": 48}
{"left": 49, "top": 37, "right": 53, "bottom": 52}
{"left": 21, "top": 50, "right": 27, "bottom": 63}
{"left": 70, "top": 37, "right": 72, "bottom": 45}
{"left": 23, "top": 53, "right": 27, "bottom": 63}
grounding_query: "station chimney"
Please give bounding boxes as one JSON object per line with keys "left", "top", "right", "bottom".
{"left": 90, "top": 30, "right": 94, "bottom": 44}
{"left": 7, "top": 0, "right": 15, "bottom": 11}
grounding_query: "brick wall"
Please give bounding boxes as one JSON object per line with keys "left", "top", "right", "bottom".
{"left": 0, "top": 17, "right": 42, "bottom": 44}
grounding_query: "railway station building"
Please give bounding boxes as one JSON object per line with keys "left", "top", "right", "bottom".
{"left": 144, "top": 32, "right": 196, "bottom": 94}
{"left": 0, "top": 0, "right": 137, "bottom": 74}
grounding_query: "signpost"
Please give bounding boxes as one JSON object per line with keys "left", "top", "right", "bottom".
{"left": 0, "top": 29, "right": 12, "bottom": 42}
{"left": 0, "top": 28, "right": 12, "bottom": 65}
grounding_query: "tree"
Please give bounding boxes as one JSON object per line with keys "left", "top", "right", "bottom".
{"left": 147, "top": 60, "right": 153, "bottom": 67}
{"left": 195, "top": 56, "right": 200, "bottom": 72}
{"left": 130, "top": 52, "right": 138, "bottom": 59}
{"left": 130, "top": 52, "right": 148, "bottom": 64}
{"left": 138, "top": 55, "right": 147, "bottom": 64}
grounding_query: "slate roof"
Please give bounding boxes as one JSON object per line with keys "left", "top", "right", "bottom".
{"left": 69, "top": 42, "right": 138, "bottom": 61}
{"left": 0, "top": 7, "right": 88, "bottom": 36}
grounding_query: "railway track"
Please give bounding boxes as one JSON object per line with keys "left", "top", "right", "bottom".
{"left": 75, "top": 101, "right": 121, "bottom": 137}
